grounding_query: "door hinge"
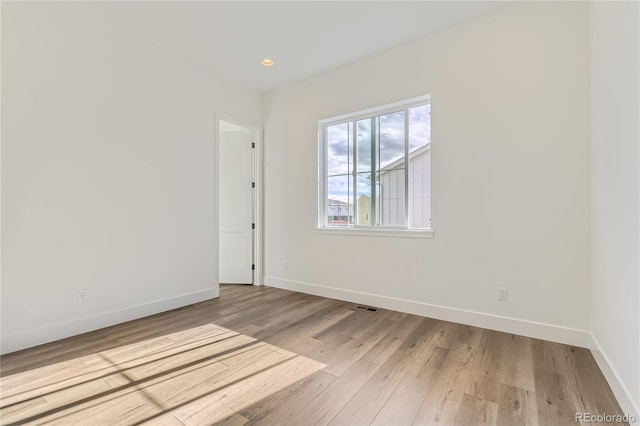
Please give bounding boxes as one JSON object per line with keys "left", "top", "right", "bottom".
{"left": 252, "top": 223, "right": 255, "bottom": 229}
{"left": 251, "top": 142, "right": 255, "bottom": 148}
{"left": 251, "top": 182, "right": 255, "bottom": 188}
{"left": 252, "top": 264, "right": 255, "bottom": 270}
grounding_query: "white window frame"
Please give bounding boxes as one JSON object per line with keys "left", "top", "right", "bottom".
{"left": 317, "top": 95, "right": 434, "bottom": 239}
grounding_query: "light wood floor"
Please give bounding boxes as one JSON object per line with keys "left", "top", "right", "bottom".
{"left": 0, "top": 285, "right": 626, "bottom": 426}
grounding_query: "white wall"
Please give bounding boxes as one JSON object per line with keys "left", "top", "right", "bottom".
{"left": 590, "top": 1, "right": 640, "bottom": 418}
{"left": 263, "top": 2, "right": 591, "bottom": 345}
{"left": 1, "top": 3, "right": 261, "bottom": 353}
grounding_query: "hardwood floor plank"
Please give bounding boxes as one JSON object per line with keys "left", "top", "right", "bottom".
{"left": 454, "top": 393, "right": 498, "bottom": 426}
{"left": 231, "top": 297, "right": 338, "bottom": 342}
{"left": 321, "top": 315, "right": 399, "bottom": 377}
{"left": 288, "top": 360, "right": 380, "bottom": 426}
{"left": 567, "top": 347, "right": 626, "bottom": 423}
{"left": 262, "top": 303, "right": 355, "bottom": 350}
{"left": 501, "top": 334, "right": 535, "bottom": 392}
{"left": 330, "top": 318, "right": 441, "bottom": 426}
{"left": 214, "top": 412, "right": 249, "bottom": 426}
{"left": 360, "top": 333, "right": 405, "bottom": 367}
{"left": 534, "top": 369, "right": 579, "bottom": 426}
{"left": 465, "top": 329, "right": 507, "bottom": 403}
{"left": 531, "top": 338, "right": 567, "bottom": 374}
{"left": 496, "top": 384, "right": 538, "bottom": 426}
{"left": 370, "top": 346, "right": 449, "bottom": 426}
{"left": 411, "top": 324, "right": 484, "bottom": 425}
{"left": 174, "top": 355, "right": 325, "bottom": 426}
{"left": 239, "top": 371, "right": 336, "bottom": 424}
{"left": 0, "top": 396, "right": 48, "bottom": 424}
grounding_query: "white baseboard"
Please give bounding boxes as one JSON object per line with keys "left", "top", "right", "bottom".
{"left": 590, "top": 334, "right": 640, "bottom": 422}
{"left": 264, "top": 276, "right": 590, "bottom": 348}
{"left": 0, "top": 287, "right": 219, "bottom": 355}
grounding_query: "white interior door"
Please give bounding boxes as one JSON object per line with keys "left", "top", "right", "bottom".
{"left": 219, "top": 124, "right": 253, "bottom": 284}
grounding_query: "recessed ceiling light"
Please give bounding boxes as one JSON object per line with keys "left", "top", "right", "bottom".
{"left": 261, "top": 58, "right": 274, "bottom": 67}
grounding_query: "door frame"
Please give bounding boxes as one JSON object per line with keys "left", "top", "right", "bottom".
{"left": 215, "top": 111, "right": 263, "bottom": 286}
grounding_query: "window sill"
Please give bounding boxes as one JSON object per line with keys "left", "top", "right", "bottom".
{"left": 316, "top": 227, "right": 434, "bottom": 239}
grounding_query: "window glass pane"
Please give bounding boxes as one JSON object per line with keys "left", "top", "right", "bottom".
{"left": 408, "top": 104, "right": 430, "bottom": 151}
{"left": 327, "top": 122, "right": 352, "bottom": 176}
{"left": 378, "top": 111, "right": 405, "bottom": 170}
{"left": 327, "top": 175, "right": 353, "bottom": 226}
{"left": 356, "top": 117, "right": 380, "bottom": 226}
{"left": 356, "top": 118, "right": 375, "bottom": 173}
{"left": 378, "top": 111, "right": 406, "bottom": 227}
{"left": 408, "top": 104, "right": 431, "bottom": 229}
{"left": 378, "top": 169, "right": 406, "bottom": 227}
{"left": 356, "top": 172, "right": 378, "bottom": 225}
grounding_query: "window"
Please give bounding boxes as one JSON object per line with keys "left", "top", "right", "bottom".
{"left": 318, "top": 96, "right": 432, "bottom": 233}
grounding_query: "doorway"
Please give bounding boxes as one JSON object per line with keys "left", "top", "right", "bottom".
{"left": 217, "top": 115, "right": 261, "bottom": 285}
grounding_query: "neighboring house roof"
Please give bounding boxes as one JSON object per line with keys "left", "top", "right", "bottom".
{"left": 381, "top": 142, "right": 431, "bottom": 173}
{"left": 327, "top": 198, "right": 351, "bottom": 205}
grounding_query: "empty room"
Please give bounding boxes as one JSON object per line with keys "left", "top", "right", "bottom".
{"left": 1, "top": 1, "right": 638, "bottom": 425}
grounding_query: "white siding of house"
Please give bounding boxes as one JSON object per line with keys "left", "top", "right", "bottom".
{"left": 410, "top": 149, "right": 431, "bottom": 229}
{"left": 379, "top": 147, "right": 430, "bottom": 228}
{"left": 380, "top": 169, "right": 404, "bottom": 226}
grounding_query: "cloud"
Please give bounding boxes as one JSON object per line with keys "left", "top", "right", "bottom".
{"left": 326, "top": 105, "right": 431, "bottom": 198}
{"left": 356, "top": 111, "right": 405, "bottom": 170}
{"left": 409, "top": 104, "right": 431, "bottom": 150}
{"left": 327, "top": 122, "right": 351, "bottom": 176}
{"left": 379, "top": 111, "right": 405, "bottom": 168}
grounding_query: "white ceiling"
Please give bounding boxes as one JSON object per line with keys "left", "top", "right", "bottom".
{"left": 76, "top": 1, "right": 505, "bottom": 93}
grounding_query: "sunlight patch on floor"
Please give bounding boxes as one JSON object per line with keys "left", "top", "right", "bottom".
{"left": 0, "top": 323, "right": 326, "bottom": 425}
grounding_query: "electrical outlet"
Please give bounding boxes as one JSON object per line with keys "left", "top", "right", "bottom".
{"left": 497, "top": 287, "right": 508, "bottom": 301}
{"left": 78, "top": 288, "right": 88, "bottom": 302}
{"left": 283, "top": 261, "right": 288, "bottom": 272}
